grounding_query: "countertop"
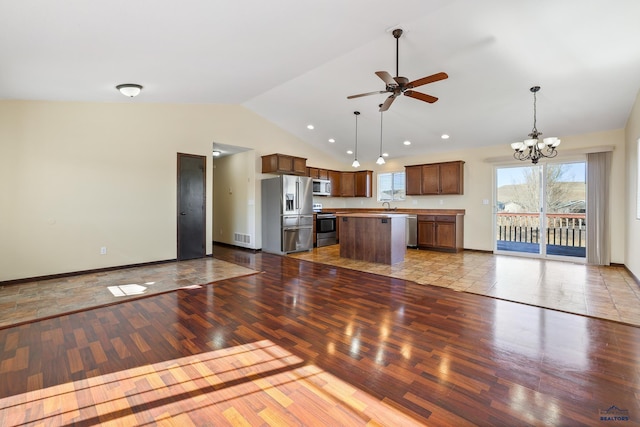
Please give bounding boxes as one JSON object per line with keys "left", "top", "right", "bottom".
{"left": 336, "top": 212, "right": 408, "bottom": 218}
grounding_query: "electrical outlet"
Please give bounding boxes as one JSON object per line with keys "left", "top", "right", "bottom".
{"left": 100, "top": 247, "right": 107, "bottom": 255}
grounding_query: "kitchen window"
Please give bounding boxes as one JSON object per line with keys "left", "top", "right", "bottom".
{"left": 378, "top": 171, "right": 406, "bottom": 201}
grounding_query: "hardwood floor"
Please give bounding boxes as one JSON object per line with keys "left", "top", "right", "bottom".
{"left": 290, "top": 245, "right": 640, "bottom": 326}
{"left": 1, "top": 245, "right": 639, "bottom": 425}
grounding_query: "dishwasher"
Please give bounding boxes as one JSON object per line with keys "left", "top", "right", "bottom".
{"left": 406, "top": 214, "right": 417, "bottom": 247}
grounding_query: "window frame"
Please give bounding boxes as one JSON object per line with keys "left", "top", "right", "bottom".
{"left": 377, "top": 171, "right": 406, "bottom": 202}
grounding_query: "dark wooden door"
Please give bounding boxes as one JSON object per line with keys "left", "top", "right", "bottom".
{"left": 177, "top": 153, "right": 206, "bottom": 260}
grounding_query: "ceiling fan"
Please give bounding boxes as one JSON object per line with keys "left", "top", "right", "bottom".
{"left": 347, "top": 28, "right": 448, "bottom": 112}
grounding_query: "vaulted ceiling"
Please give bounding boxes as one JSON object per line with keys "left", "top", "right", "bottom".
{"left": 2, "top": 0, "right": 640, "bottom": 164}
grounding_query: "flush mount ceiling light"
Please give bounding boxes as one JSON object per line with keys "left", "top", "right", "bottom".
{"left": 352, "top": 111, "right": 360, "bottom": 168}
{"left": 307, "top": 124, "right": 315, "bottom": 130}
{"left": 212, "top": 150, "right": 221, "bottom": 157}
{"left": 116, "top": 83, "right": 143, "bottom": 97}
{"left": 511, "top": 86, "right": 560, "bottom": 164}
{"left": 376, "top": 104, "right": 386, "bottom": 165}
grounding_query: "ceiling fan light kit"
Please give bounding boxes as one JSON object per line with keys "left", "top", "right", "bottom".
{"left": 511, "top": 86, "right": 560, "bottom": 164}
{"left": 347, "top": 28, "right": 448, "bottom": 112}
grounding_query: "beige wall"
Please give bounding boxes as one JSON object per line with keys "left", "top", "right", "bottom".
{"left": 318, "top": 128, "right": 626, "bottom": 262}
{"left": 625, "top": 89, "right": 640, "bottom": 279}
{"left": 0, "top": 100, "right": 338, "bottom": 281}
{"left": 0, "top": 98, "right": 633, "bottom": 281}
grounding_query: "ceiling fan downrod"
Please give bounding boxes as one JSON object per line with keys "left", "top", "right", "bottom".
{"left": 393, "top": 28, "right": 403, "bottom": 78}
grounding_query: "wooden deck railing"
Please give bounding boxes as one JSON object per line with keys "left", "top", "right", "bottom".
{"left": 496, "top": 213, "right": 586, "bottom": 247}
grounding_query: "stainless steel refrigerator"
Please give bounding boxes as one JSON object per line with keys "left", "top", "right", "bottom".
{"left": 261, "top": 175, "right": 314, "bottom": 254}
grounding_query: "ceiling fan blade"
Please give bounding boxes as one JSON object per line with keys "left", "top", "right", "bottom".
{"left": 347, "top": 90, "right": 387, "bottom": 99}
{"left": 405, "top": 90, "right": 438, "bottom": 103}
{"left": 379, "top": 95, "right": 396, "bottom": 112}
{"left": 407, "top": 72, "right": 448, "bottom": 89}
{"left": 375, "top": 71, "right": 396, "bottom": 86}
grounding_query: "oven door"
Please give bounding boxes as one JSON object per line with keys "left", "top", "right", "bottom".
{"left": 316, "top": 216, "right": 336, "bottom": 233}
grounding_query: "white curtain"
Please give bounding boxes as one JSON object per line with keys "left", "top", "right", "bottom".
{"left": 586, "top": 151, "right": 612, "bottom": 265}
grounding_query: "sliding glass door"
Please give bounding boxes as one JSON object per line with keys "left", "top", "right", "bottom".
{"left": 495, "top": 161, "right": 586, "bottom": 259}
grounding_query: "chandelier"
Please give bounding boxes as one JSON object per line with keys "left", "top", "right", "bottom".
{"left": 510, "top": 86, "right": 560, "bottom": 164}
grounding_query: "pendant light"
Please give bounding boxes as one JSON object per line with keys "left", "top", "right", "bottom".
{"left": 352, "top": 111, "right": 360, "bottom": 168}
{"left": 376, "top": 104, "right": 386, "bottom": 165}
{"left": 510, "top": 86, "right": 561, "bottom": 164}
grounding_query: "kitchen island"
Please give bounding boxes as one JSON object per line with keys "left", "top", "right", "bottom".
{"left": 337, "top": 212, "right": 407, "bottom": 264}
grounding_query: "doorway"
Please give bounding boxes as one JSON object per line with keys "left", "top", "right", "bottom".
{"left": 495, "top": 161, "right": 586, "bottom": 259}
{"left": 177, "top": 153, "right": 206, "bottom": 260}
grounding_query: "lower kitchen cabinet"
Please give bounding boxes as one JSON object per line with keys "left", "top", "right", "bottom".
{"left": 417, "top": 214, "right": 464, "bottom": 252}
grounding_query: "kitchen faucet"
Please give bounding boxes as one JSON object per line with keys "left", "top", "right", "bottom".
{"left": 382, "top": 201, "right": 391, "bottom": 211}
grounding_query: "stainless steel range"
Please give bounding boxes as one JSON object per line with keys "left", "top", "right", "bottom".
{"left": 316, "top": 214, "right": 337, "bottom": 247}
{"left": 314, "top": 204, "right": 337, "bottom": 247}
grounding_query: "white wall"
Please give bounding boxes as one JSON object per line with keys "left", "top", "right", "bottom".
{"left": 625, "top": 89, "right": 640, "bottom": 279}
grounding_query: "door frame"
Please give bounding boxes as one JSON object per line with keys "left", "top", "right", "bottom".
{"left": 493, "top": 159, "right": 587, "bottom": 263}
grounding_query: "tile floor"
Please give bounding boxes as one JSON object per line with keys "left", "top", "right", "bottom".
{"left": 289, "top": 246, "right": 640, "bottom": 327}
{"left": 0, "top": 258, "right": 258, "bottom": 329}
{"left": 1, "top": 246, "right": 639, "bottom": 329}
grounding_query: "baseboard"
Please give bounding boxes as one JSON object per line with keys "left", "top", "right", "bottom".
{"left": 1, "top": 259, "right": 177, "bottom": 286}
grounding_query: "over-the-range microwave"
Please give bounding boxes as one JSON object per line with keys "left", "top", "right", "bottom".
{"left": 312, "top": 179, "right": 331, "bottom": 196}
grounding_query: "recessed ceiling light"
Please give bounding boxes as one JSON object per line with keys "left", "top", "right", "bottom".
{"left": 347, "top": 150, "right": 353, "bottom": 154}
{"left": 403, "top": 140, "right": 411, "bottom": 146}
{"left": 307, "top": 124, "right": 314, "bottom": 130}
{"left": 328, "top": 138, "right": 335, "bottom": 143}
{"left": 382, "top": 153, "right": 389, "bottom": 157}
{"left": 441, "top": 134, "right": 450, "bottom": 139}
{"left": 212, "top": 150, "right": 221, "bottom": 157}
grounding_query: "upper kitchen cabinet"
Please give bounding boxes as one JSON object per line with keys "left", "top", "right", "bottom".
{"left": 339, "top": 170, "right": 372, "bottom": 197}
{"left": 307, "top": 167, "right": 330, "bottom": 180}
{"left": 262, "top": 153, "right": 307, "bottom": 176}
{"left": 340, "top": 172, "right": 355, "bottom": 197}
{"left": 328, "top": 170, "right": 341, "bottom": 197}
{"left": 405, "top": 161, "right": 464, "bottom": 195}
{"left": 355, "top": 170, "right": 372, "bottom": 197}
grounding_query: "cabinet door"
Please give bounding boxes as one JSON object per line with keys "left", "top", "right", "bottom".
{"left": 405, "top": 165, "right": 422, "bottom": 195}
{"left": 277, "top": 155, "right": 294, "bottom": 173}
{"left": 421, "top": 164, "right": 440, "bottom": 194}
{"left": 293, "top": 157, "right": 307, "bottom": 175}
{"left": 355, "top": 171, "right": 372, "bottom": 197}
{"left": 308, "top": 167, "right": 319, "bottom": 178}
{"left": 340, "top": 172, "right": 355, "bottom": 197}
{"left": 417, "top": 221, "right": 436, "bottom": 247}
{"left": 435, "top": 221, "right": 456, "bottom": 249}
{"left": 439, "top": 161, "right": 463, "bottom": 194}
{"left": 318, "top": 169, "right": 329, "bottom": 180}
{"left": 328, "top": 170, "right": 341, "bottom": 197}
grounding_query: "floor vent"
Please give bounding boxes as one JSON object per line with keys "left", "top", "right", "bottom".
{"left": 234, "top": 233, "right": 251, "bottom": 245}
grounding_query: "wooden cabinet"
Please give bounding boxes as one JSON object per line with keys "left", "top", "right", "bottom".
{"left": 339, "top": 170, "right": 372, "bottom": 197}
{"left": 340, "top": 172, "right": 355, "bottom": 197}
{"left": 406, "top": 161, "right": 464, "bottom": 195}
{"left": 328, "top": 170, "right": 341, "bottom": 197}
{"left": 417, "top": 214, "right": 464, "bottom": 252}
{"left": 355, "top": 170, "right": 372, "bottom": 197}
{"left": 405, "top": 165, "right": 422, "bottom": 195}
{"left": 308, "top": 167, "right": 330, "bottom": 179}
{"left": 262, "top": 153, "right": 307, "bottom": 175}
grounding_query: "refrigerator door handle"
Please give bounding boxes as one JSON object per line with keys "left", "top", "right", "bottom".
{"left": 295, "top": 180, "right": 299, "bottom": 210}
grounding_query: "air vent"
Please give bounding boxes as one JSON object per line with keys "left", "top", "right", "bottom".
{"left": 234, "top": 233, "right": 251, "bottom": 246}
